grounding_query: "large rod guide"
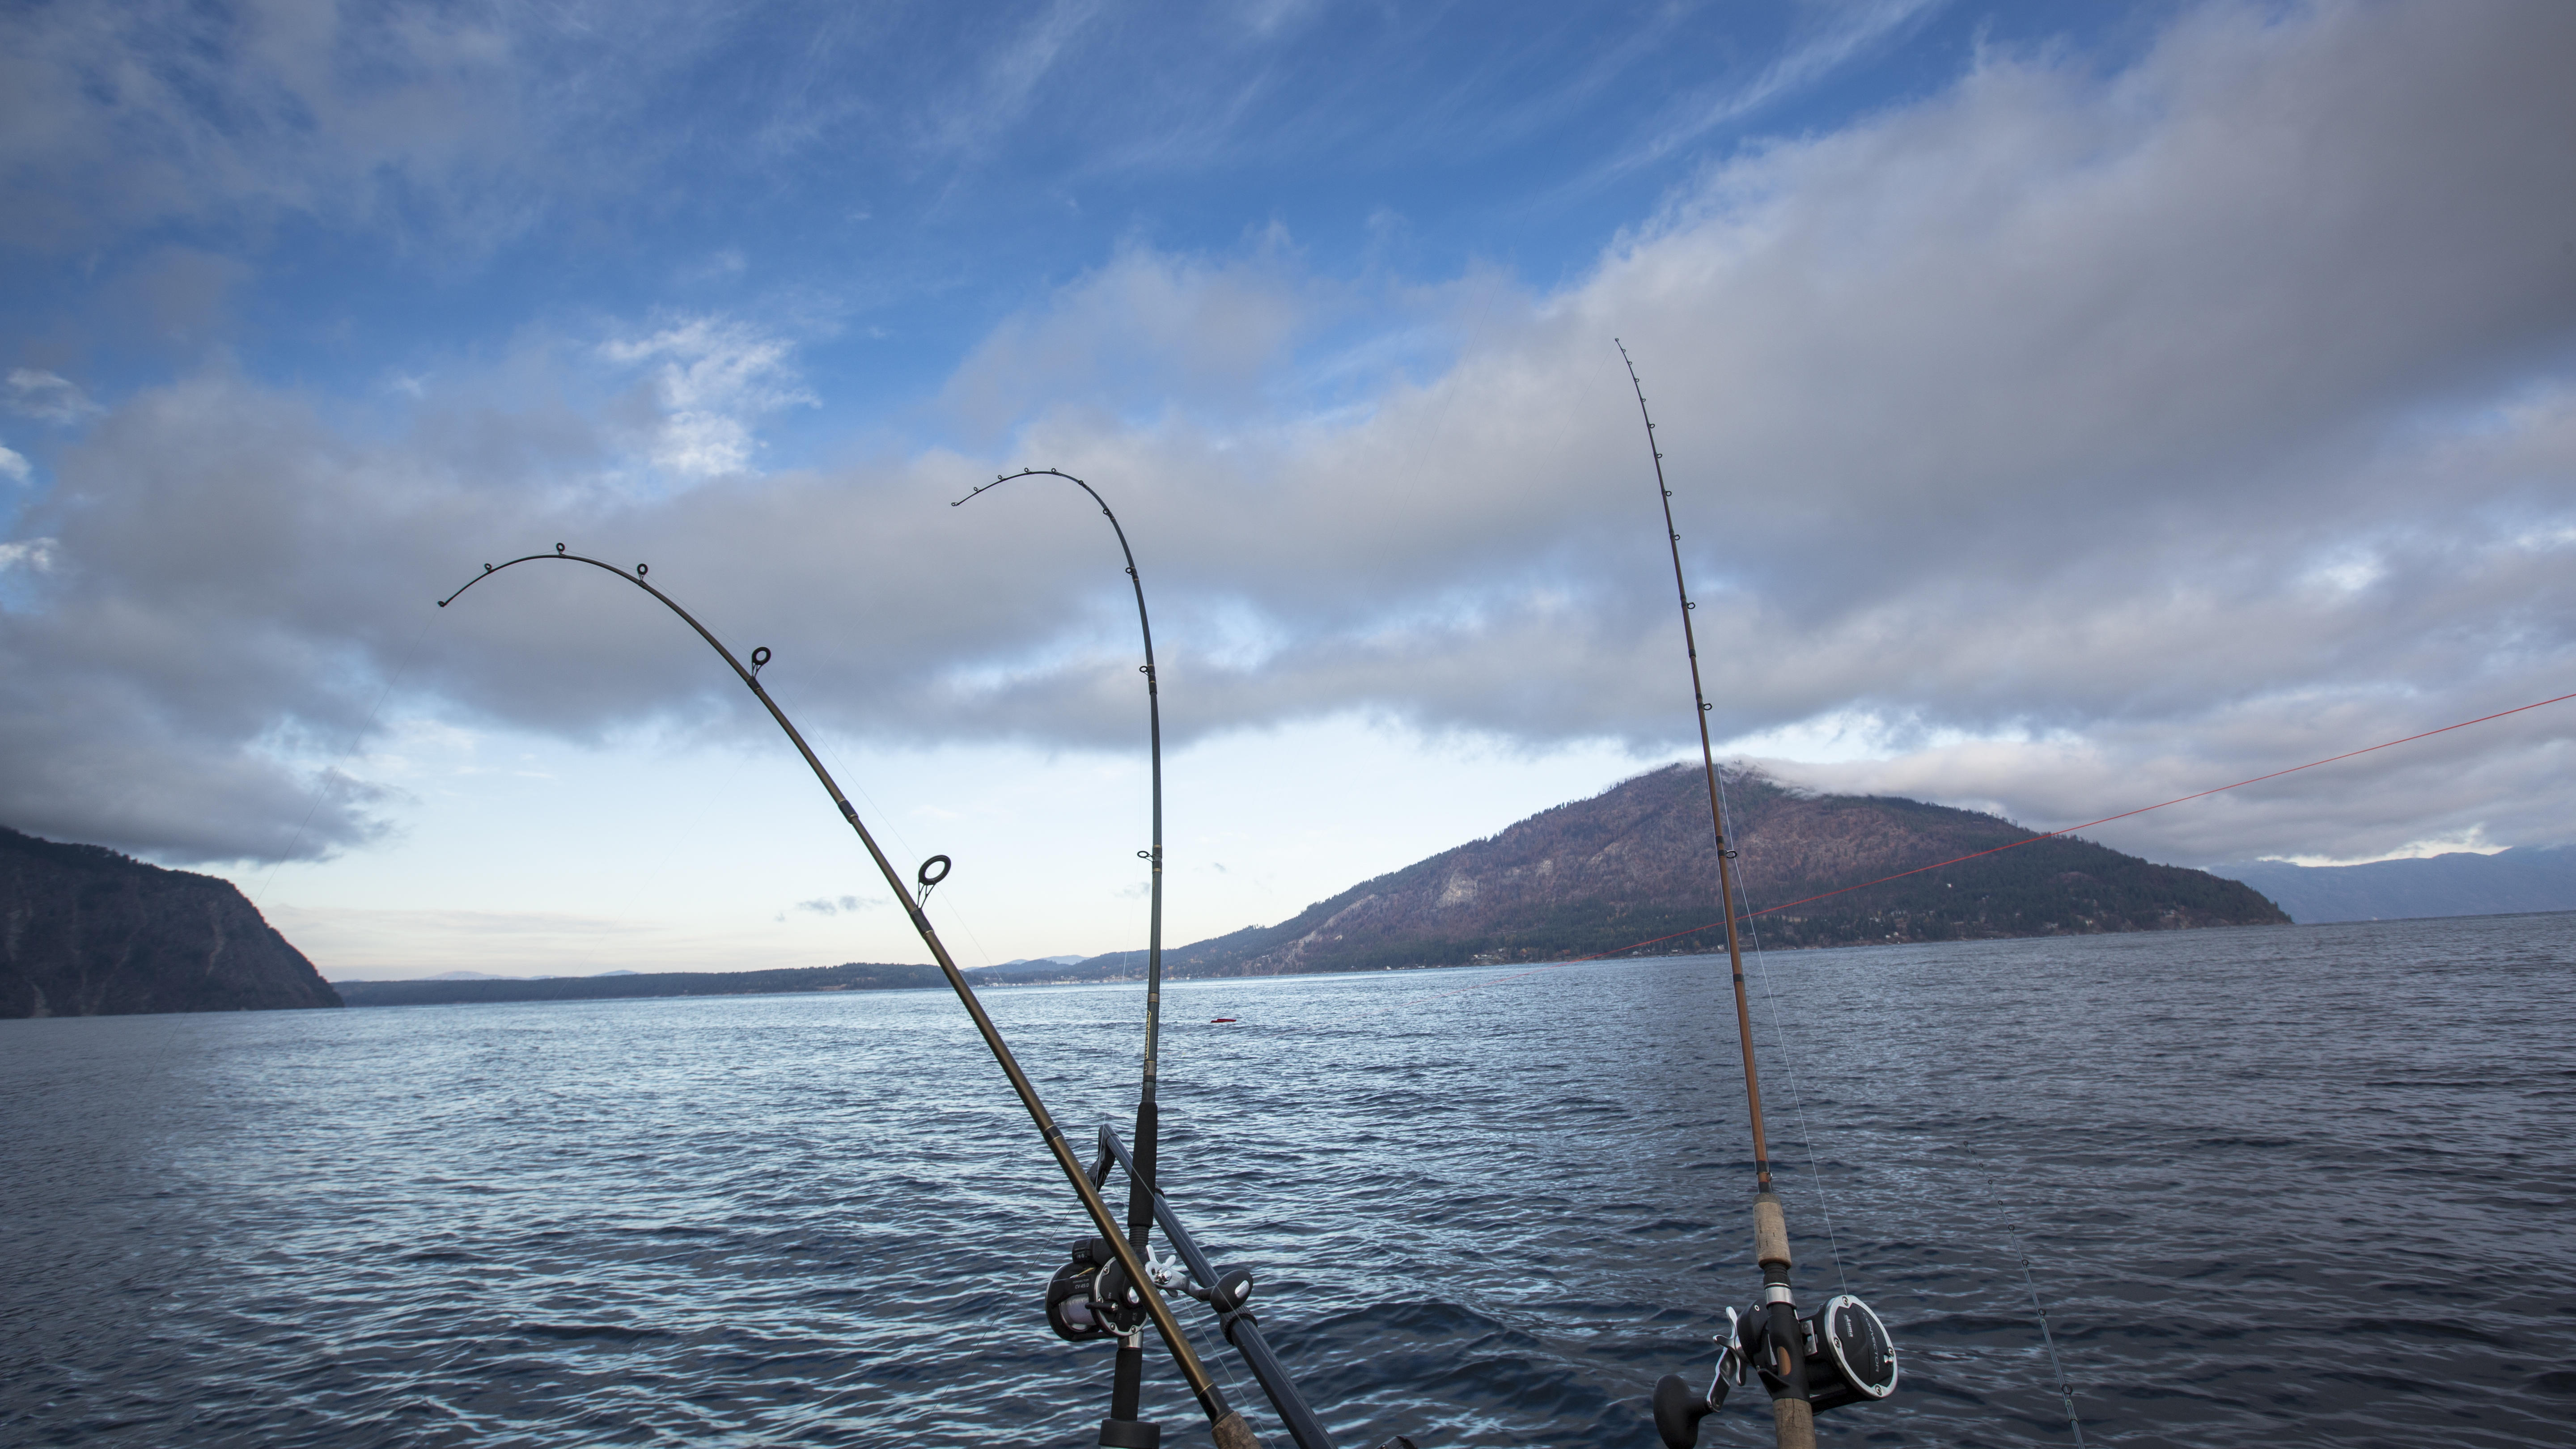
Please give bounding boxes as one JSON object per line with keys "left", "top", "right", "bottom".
{"left": 438, "top": 548, "right": 1264, "bottom": 1449}
{"left": 953, "top": 469, "right": 1172, "bottom": 1445}
{"left": 1614, "top": 347, "right": 1898, "bottom": 1449}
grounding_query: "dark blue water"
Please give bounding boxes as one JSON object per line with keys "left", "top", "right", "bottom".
{"left": 5, "top": 913, "right": 2572, "bottom": 1448}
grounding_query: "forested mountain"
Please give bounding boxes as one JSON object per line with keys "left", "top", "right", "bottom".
{"left": 335, "top": 767, "right": 2296, "bottom": 1008}
{"left": 1135, "top": 764, "right": 2288, "bottom": 977}
{"left": 1, "top": 826, "right": 342, "bottom": 1017}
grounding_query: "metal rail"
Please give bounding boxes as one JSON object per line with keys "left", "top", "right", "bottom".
{"left": 1095, "top": 1127, "right": 1338, "bottom": 1449}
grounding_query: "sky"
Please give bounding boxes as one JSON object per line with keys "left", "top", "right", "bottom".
{"left": 3, "top": 0, "right": 2571, "bottom": 980}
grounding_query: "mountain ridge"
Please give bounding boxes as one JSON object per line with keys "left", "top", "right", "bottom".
{"left": 2208, "top": 847, "right": 2576, "bottom": 923}
{"left": 1, "top": 826, "right": 343, "bottom": 1018}
{"left": 1121, "top": 763, "right": 2287, "bottom": 976}
{"left": 336, "top": 767, "right": 2294, "bottom": 1007}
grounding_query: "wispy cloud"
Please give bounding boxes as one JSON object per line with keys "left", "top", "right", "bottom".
{"left": 1608, "top": 0, "right": 1949, "bottom": 178}
{"left": 918, "top": 0, "right": 1104, "bottom": 160}
{"left": 4, "top": 370, "right": 101, "bottom": 424}
{"left": 598, "top": 315, "right": 817, "bottom": 482}
{"left": 793, "top": 894, "right": 879, "bottom": 916}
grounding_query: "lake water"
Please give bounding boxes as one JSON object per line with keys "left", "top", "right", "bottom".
{"left": 4, "top": 913, "right": 2572, "bottom": 1448}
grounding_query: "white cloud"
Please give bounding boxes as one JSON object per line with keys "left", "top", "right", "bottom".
{"left": 4, "top": 369, "right": 101, "bottom": 424}
{"left": 4, "top": 0, "right": 2573, "bottom": 871}
{"left": 598, "top": 315, "right": 816, "bottom": 482}
{"left": 0, "top": 445, "right": 28, "bottom": 484}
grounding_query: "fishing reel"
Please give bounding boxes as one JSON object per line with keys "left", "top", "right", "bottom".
{"left": 1045, "top": 1237, "right": 1151, "bottom": 1343}
{"left": 1653, "top": 1293, "right": 1898, "bottom": 1447}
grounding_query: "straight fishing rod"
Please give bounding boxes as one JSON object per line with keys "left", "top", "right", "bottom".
{"left": 953, "top": 467, "right": 1172, "bottom": 1445}
{"left": 1616, "top": 345, "right": 1896, "bottom": 1449}
{"left": 437, "top": 547, "right": 1265, "bottom": 1449}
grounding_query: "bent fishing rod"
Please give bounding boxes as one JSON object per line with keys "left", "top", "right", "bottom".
{"left": 1616, "top": 345, "right": 1898, "bottom": 1449}
{"left": 953, "top": 467, "right": 1174, "bottom": 1444}
{"left": 436, "top": 546, "right": 1267, "bottom": 1449}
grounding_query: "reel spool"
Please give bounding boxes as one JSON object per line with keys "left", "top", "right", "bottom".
{"left": 1800, "top": 1293, "right": 1898, "bottom": 1411}
{"left": 1652, "top": 1294, "right": 1897, "bottom": 1449}
{"left": 1044, "top": 1237, "right": 1149, "bottom": 1343}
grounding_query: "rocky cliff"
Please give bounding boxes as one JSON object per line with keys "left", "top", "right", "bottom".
{"left": 1146, "top": 764, "right": 2289, "bottom": 976}
{"left": 0, "top": 826, "right": 343, "bottom": 1017}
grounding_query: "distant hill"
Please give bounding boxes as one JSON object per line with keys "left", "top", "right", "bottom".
{"left": 0, "top": 826, "right": 343, "bottom": 1018}
{"left": 338, "top": 961, "right": 943, "bottom": 1007}
{"left": 333, "top": 958, "right": 1115, "bottom": 1007}
{"left": 2208, "top": 847, "right": 2576, "bottom": 923}
{"left": 336, "top": 766, "right": 2294, "bottom": 1008}
{"left": 1131, "top": 764, "right": 2288, "bottom": 977}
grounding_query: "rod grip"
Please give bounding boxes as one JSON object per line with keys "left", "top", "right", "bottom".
{"left": 1754, "top": 1193, "right": 1792, "bottom": 1269}
{"left": 1770, "top": 1394, "right": 1816, "bottom": 1449}
{"left": 1211, "top": 1411, "right": 1266, "bottom": 1449}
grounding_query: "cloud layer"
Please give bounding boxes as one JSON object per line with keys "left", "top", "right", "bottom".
{"left": 2, "top": 1, "right": 2572, "bottom": 869}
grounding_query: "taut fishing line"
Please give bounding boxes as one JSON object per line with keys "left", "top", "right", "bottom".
{"left": 1718, "top": 762, "right": 1851, "bottom": 1301}
{"left": 1987, "top": 1182, "right": 2089, "bottom": 1447}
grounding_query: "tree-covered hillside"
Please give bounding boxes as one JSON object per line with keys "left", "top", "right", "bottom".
{"left": 1144, "top": 764, "right": 2287, "bottom": 976}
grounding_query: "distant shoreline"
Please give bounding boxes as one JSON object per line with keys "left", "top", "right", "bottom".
{"left": 330, "top": 907, "right": 2576, "bottom": 1009}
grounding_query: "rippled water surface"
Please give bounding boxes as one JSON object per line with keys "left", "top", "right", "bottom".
{"left": 5, "top": 913, "right": 2573, "bottom": 1448}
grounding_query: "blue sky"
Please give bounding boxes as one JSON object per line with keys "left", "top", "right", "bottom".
{"left": 4, "top": 1, "right": 2572, "bottom": 978}
{"left": 3, "top": 0, "right": 2167, "bottom": 451}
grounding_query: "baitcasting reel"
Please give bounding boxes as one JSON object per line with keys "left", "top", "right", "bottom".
{"left": 1653, "top": 1293, "right": 1898, "bottom": 1447}
{"left": 1045, "top": 1237, "right": 1151, "bottom": 1343}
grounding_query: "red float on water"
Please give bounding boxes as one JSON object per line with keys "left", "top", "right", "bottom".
{"left": 1211, "top": 1017, "right": 1237, "bottom": 1024}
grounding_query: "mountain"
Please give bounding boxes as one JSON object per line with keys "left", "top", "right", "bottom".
{"left": 333, "top": 958, "right": 1110, "bottom": 1007}
{"left": 400, "top": 968, "right": 649, "bottom": 982}
{"left": 0, "top": 826, "right": 343, "bottom": 1018}
{"left": 1132, "top": 764, "right": 2288, "bottom": 977}
{"left": 338, "top": 767, "right": 2296, "bottom": 1009}
{"left": 2207, "top": 847, "right": 2576, "bottom": 923}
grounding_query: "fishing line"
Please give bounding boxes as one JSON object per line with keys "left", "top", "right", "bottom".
{"left": 1980, "top": 1179, "right": 2088, "bottom": 1447}
{"left": 1719, "top": 763, "right": 1851, "bottom": 1300}
{"left": 795, "top": 711, "right": 1004, "bottom": 967}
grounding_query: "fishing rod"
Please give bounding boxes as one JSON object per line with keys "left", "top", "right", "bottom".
{"left": 1615, "top": 345, "right": 1897, "bottom": 1449}
{"left": 952, "top": 467, "right": 1173, "bottom": 1445}
{"left": 436, "top": 546, "right": 1267, "bottom": 1449}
